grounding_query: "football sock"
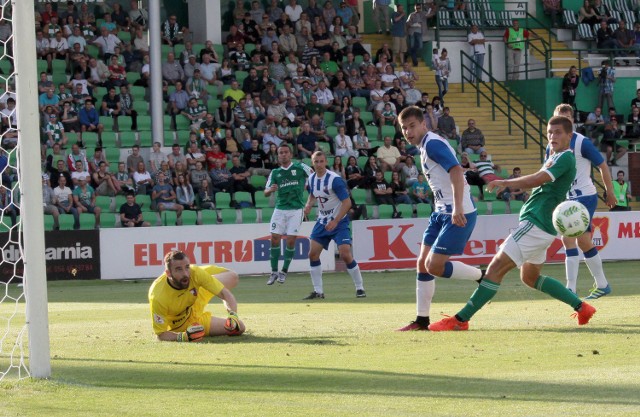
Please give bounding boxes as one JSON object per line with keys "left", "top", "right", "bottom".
{"left": 282, "top": 246, "right": 296, "bottom": 272}
{"left": 534, "top": 275, "right": 582, "bottom": 310}
{"left": 310, "top": 260, "right": 323, "bottom": 293}
{"left": 270, "top": 245, "right": 280, "bottom": 272}
{"left": 416, "top": 273, "right": 435, "bottom": 317}
{"left": 442, "top": 261, "right": 483, "bottom": 281}
{"left": 456, "top": 278, "right": 500, "bottom": 322}
{"left": 565, "top": 248, "right": 580, "bottom": 292}
{"left": 346, "top": 260, "right": 364, "bottom": 290}
{"left": 583, "top": 248, "right": 608, "bottom": 288}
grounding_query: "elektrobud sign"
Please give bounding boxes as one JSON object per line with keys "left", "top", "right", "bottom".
{"left": 38, "top": 1, "right": 104, "bottom": 3}
{"left": 0, "top": 230, "right": 101, "bottom": 283}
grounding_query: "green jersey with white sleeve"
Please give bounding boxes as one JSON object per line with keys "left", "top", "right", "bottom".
{"left": 265, "top": 161, "right": 313, "bottom": 210}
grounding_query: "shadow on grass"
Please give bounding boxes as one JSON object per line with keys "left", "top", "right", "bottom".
{"left": 49, "top": 358, "right": 640, "bottom": 407}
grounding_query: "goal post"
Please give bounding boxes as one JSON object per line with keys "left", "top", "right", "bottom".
{"left": 14, "top": 0, "right": 50, "bottom": 379}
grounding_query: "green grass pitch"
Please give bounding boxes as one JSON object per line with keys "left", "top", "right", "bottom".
{"left": 1, "top": 261, "right": 639, "bottom": 416}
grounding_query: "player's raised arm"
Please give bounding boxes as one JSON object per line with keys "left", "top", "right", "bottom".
{"left": 487, "top": 170, "right": 553, "bottom": 194}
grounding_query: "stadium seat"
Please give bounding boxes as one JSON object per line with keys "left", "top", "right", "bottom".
{"left": 119, "top": 131, "right": 137, "bottom": 148}
{"left": 475, "top": 201, "right": 489, "bottom": 215}
{"left": 126, "top": 71, "right": 140, "bottom": 85}
{"left": 365, "top": 125, "right": 379, "bottom": 140}
{"left": 199, "top": 209, "right": 219, "bottom": 225}
{"left": 81, "top": 132, "right": 99, "bottom": 149}
{"left": 79, "top": 213, "right": 97, "bottom": 229}
{"left": 483, "top": 187, "right": 498, "bottom": 201}
{"left": 241, "top": 208, "right": 258, "bottom": 223}
{"left": 58, "top": 214, "right": 76, "bottom": 230}
{"left": 130, "top": 86, "right": 146, "bottom": 101}
{"left": 142, "top": 211, "right": 160, "bottom": 226}
{"left": 508, "top": 200, "right": 524, "bottom": 214}
{"left": 253, "top": 190, "right": 271, "bottom": 208}
{"left": 215, "top": 192, "right": 232, "bottom": 208}
{"left": 175, "top": 116, "right": 192, "bottom": 132}
{"left": 244, "top": 43, "right": 256, "bottom": 55}
{"left": 132, "top": 100, "right": 148, "bottom": 115}
{"left": 180, "top": 210, "right": 198, "bottom": 225}
{"left": 95, "top": 196, "right": 114, "bottom": 212}
{"left": 100, "top": 212, "right": 117, "bottom": 228}
{"left": 161, "top": 44, "right": 174, "bottom": 59}
{"left": 380, "top": 125, "right": 396, "bottom": 139}
{"left": 234, "top": 70, "right": 249, "bottom": 84}
{"left": 360, "top": 111, "right": 374, "bottom": 124}
{"left": 43, "top": 214, "right": 55, "bottom": 231}
{"left": 250, "top": 175, "right": 267, "bottom": 189}
{"left": 323, "top": 112, "right": 335, "bottom": 125}
{"left": 136, "top": 194, "right": 152, "bottom": 211}
{"left": 563, "top": 10, "right": 578, "bottom": 27}
{"left": 100, "top": 116, "right": 115, "bottom": 132}
{"left": 352, "top": 97, "right": 367, "bottom": 110}
{"left": 234, "top": 191, "right": 253, "bottom": 206}
{"left": 491, "top": 200, "right": 507, "bottom": 215}
{"left": 117, "top": 116, "right": 133, "bottom": 131}
{"left": 162, "top": 211, "right": 178, "bottom": 226}
{"left": 138, "top": 130, "right": 153, "bottom": 147}
{"left": 164, "top": 130, "right": 177, "bottom": 146}
{"left": 317, "top": 142, "right": 331, "bottom": 154}
{"left": 118, "top": 31, "right": 131, "bottom": 43}
{"left": 219, "top": 208, "right": 239, "bottom": 224}
{"left": 351, "top": 188, "right": 369, "bottom": 205}
{"left": 416, "top": 203, "right": 432, "bottom": 218}
{"left": 136, "top": 115, "right": 152, "bottom": 131}
{"left": 326, "top": 126, "right": 338, "bottom": 138}
{"left": 452, "top": 10, "right": 468, "bottom": 27}
{"left": 396, "top": 203, "right": 414, "bottom": 218}
{"left": 114, "top": 195, "right": 127, "bottom": 210}
{"left": 105, "top": 147, "right": 121, "bottom": 165}
{"left": 101, "top": 132, "right": 118, "bottom": 148}
{"left": 437, "top": 9, "right": 453, "bottom": 28}
{"left": 383, "top": 171, "right": 392, "bottom": 183}
{"left": 376, "top": 204, "right": 395, "bottom": 219}
{"left": 259, "top": 207, "right": 274, "bottom": 223}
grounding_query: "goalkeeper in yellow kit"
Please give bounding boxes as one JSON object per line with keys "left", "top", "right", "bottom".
{"left": 148, "top": 250, "right": 246, "bottom": 342}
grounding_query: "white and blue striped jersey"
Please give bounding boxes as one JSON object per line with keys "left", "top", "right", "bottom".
{"left": 308, "top": 169, "right": 350, "bottom": 225}
{"left": 545, "top": 132, "right": 604, "bottom": 198}
{"left": 419, "top": 132, "right": 475, "bottom": 214}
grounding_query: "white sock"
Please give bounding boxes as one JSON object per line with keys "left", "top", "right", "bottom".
{"left": 347, "top": 264, "right": 364, "bottom": 290}
{"left": 310, "top": 264, "right": 323, "bottom": 294}
{"left": 565, "top": 255, "right": 579, "bottom": 292}
{"left": 584, "top": 253, "right": 608, "bottom": 288}
{"left": 416, "top": 280, "right": 435, "bottom": 317}
{"left": 449, "top": 261, "right": 482, "bottom": 281}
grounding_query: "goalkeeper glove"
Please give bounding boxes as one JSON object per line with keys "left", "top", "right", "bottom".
{"left": 177, "top": 323, "right": 205, "bottom": 342}
{"left": 224, "top": 311, "right": 241, "bottom": 335}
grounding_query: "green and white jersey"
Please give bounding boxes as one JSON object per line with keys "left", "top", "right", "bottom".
{"left": 520, "top": 149, "right": 576, "bottom": 235}
{"left": 45, "top": 121, "right": 64, "bottom": 142}
{"left": 265, "top": 161, "right": 313, "bottom": 210}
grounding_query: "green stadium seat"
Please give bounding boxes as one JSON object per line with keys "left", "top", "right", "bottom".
{"left": 483, "top": 187, "right": 498, "bottom": 201}
{"left": 117, "top": 116, "right": 133, "bottom": 131}
{"left": 508, "top": 200, "right": 524, "bottom": 214}
{"left": 119, "top": 131, "right": 137, "bottom": 147}
{"left": 135, "top": 194, "right": 152, "bottom": 211}
{"left": 163, "top": 115, "right": 174, "bottom": 130}
{"left": 377, "top": 204, "right": 395, "bottom": 219}
{"left": 118, "top": 31, "right": 131, "bottom": 43}
{"left": 219, "top": 208, "right": 239, "bottom": 224}
{"left": 126, "top": 71, "right": 140, "bottom": 85}
{"left": 351, "top": 188, "right": 368, "bottom": 205}
{"left": 365, "top": 125, "right": 379, "bottom": 140}
{"left": 138, "top": 130, "right": 153, "bottom": 147}
{"left": 215, "top": 192, "right": 231, "bottom": 207}
{"left": 81, "top": 132, "right": 99, "bottom": 149}
{"left": 100, "top": 116, "right": 115, "bottom": 132}
{"left": 105, "top": 147, "right": 121, "bottom": 165}
{"left": 380, "top": 125, "right": 396, "bottom": 139}
{"left": 114, "top": 195, "right": 127, "bottom": 210}
{"left": 383, "top": 171, "right": 392, "bottom": 183}
{"left": 132, "top": 100, "right": 148, "bottom": 115}
{"left": 101, "top": 131, "right": 118, "bottom": 148}
{"left": 94, "top": 86, "right": 107, "bottom": 99}
{"left": 180, "top": 210, "right": 198, "bottom": 225}
{"left": 58, "top": 214, "right": 76, "bottom": 230}
{"left": 250, "top": 175, "right": 267, "bottom": 189}
{"left": 234, "top": 70, "right": 248, "bottom": 84}
{"left": 130, "top": 86, "right": 146, "bottom": 100}
{"left": 66, "top": 132, "right": 79, "bottom": 145}
{"left": 51, "top": 60, "right": 68, "bottom": 76}
{"left": 326, "top": 126, "right": 338, "bottom": 138}
{"left": 162, "top": 210, "right": 178, "bottom": 226}
{"left": 241, "top": 208, "right": 258, "bottom": 223}
{"left": 244, "top": 43, "right": 256, "bottom": 55}
{"left": 136, "top": 115, "right": 152, "bottom": 131}
{"left": 142, "top": 211, "right": 160, "bottom": 226}
{"left": 491, "top": 200, "right": 507, "bottom": 215}
{"left": 475, "top": 201, "right": 489, "bottom": 215}
{"left": 317, "top": 142, "right": 331, "bottom": 154}
{"left": 396, "top": 204, "right": 414, "bottom": 218}
{"left": 360, "top": 111, "right": 374, "bottom": 124}
{"left": 161, "top": 44, "right": 174, "bottom": 59}
{"left": 234, "top": 191, "right": 253, "bottom": 206}
{"left": 43, "top": 214, "right": 55, "bottom": 231}
{"left": 37, "top": 60, "right": 48, "bottom": 74}
{"left": 100, "top": 212, "right": 117, "bottom": 228}
{"left": 324, "top": 112, "right": 335, "bottom": 125}
{"left": 95, "top": 196, "right": 114, "bottom": 211}
{"left": 199, "top": 209, "right": 219, "bottom": 225}
{"left": 164, "top": 130, "right": 177, "bottom": 146}
{"left": 254, "top": 191, "right": 271, "bottom": 208}
{"left": 175, "top": 116, "right": 192, "bottom": 132}
{"left": 416, "top": 203, "right": 432, "bottom": 218}
{"left": 80, "top": 213, "right": 97, "bottom": 229}
{"left": 213, "top": 44, "right": 224, "bottom": 57}
{"left": 352, "top": 97, "right": 367, "bottom": 110}
{"left": 260, "top": 207, "right": 274, "bottom": 223}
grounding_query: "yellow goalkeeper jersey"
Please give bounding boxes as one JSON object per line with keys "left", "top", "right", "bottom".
{"left": 148, "top": 265, "right": 226, "bottom": 335}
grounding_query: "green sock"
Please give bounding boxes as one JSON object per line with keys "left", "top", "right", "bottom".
{"left": 457, "top": 279, "right": 501, "bottom": 322}
{"left": 270, "top": 246, "right": 280, "bottom": 272}
{"left": 534, "top": 275, "right": 582, "bottom": 309}
{"left": 282, "top": 247, "right": 296, "bottom": 272}
{"left": 282, "top": 246, "right": 296, "bottom": 272}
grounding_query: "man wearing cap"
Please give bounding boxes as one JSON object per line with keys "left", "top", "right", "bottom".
{"left": 43, "top": 113, "right": 68, "bottom": 150}
{"left": 183, "top": 54, "right": 200, "bottom": 80}
{"left": 186, "top": 69, "right": 209, "bottom": 102}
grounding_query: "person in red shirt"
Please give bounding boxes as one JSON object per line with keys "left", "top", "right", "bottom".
{"left": 205, "top": 143, "right": 227, "bottom": 171}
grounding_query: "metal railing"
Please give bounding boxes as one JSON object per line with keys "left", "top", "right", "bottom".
{"left": 460, "top": 45, "right": 547, "bottom": 163}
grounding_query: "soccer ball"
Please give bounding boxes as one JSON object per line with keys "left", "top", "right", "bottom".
{"left": 552, "top": 200, "right": 590, "bottom": 238}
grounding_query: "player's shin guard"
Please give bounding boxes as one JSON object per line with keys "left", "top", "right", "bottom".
{"left": 534, "top": 275, "right": 582, "bottom": 309}
{"left": 583, "top": 248, "right": 608, "bottom": 288}
{"left": 346, "top": 260, "right": 364, "bottom": 290}
{"left": 564, "top": 248, "right": 580, "bottom": 292}
{"left": 270, "top": 245, "right": 280, "bottom": 272}
{"left": 416, "top": 273, "right": 435, "bottom": 317}
{"left": 310, "top": 260, "right": 323, "bottom": 293}
{"left": 442, "top": 261, "right": 483, "bottom": 281}
{"left": 457, "top": 278, "right": 500, "bottom": 322}
{"left": 282, "top": 246, "right": 296, "bottom": 272}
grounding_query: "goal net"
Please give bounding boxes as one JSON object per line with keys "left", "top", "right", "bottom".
{"left": 0, "top": 0, "right": 50, "bottom": 380}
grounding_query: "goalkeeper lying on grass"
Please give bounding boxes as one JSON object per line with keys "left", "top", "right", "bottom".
{"left": 149, "top": 250, "right": 245, "bottom": 342}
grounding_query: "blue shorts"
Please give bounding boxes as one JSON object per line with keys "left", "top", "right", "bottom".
{"left": 423, "top": 211, "right": 477, "bottom": 255}
{"left": 569, "top": 194, "right": 597, "bottom": 232}
{"left": 310, "top": 219, "right": 352, "bottom": 250}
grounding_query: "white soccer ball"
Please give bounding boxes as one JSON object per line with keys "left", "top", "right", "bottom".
{"left": 552, "top": 200, "right": 590, "bottom": 238}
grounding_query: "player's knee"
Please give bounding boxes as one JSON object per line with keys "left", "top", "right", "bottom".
{"left": 425, "top": 258, "right": 445, "bottom": 276}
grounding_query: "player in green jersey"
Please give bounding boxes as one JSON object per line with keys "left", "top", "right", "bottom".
{"left": 264, "top": 144, "right": 313, "bottom": 285}
{"left": 429, "top": 116, "right": 597, "bottom": 331}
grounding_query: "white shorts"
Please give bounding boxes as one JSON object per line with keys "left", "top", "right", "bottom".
{"left": 270, "top": 208, "right": 304, "bottom": 236}
{"left": 500, "top": 220, "right": 555, "bottom": 268}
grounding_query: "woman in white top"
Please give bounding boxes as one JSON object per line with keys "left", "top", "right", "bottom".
{"left": 333, "top": 125, "right": 357, "bottom": 158}
{"left": 433, "top": 48, "right": 451, "bottom": 100}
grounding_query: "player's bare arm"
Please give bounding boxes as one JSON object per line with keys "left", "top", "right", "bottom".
{"left": 217, "top": 287, "right": 239, "bottom": 314}
{"left": 304, "top": 194, "right": 317, "bottom": 216}
{"left": 449, "top": 165, "right": 467, "bottom": 227}
{"left": 325, "top": 197, "right": 351, "bottom": 232}
{"left": 264, "top": 183, "right": 278, "bottom": 196}
{"left": 597, "top": 161, "right": 617, "bottom": 208}
{"left": 487, "top": 171, "right": 552, "bottom": 194}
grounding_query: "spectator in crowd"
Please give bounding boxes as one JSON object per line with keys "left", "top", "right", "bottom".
{"left": 598, "top": 60, "right": 615, "bottom": 113}
{"left": 411, "top": 173, "right": 433, "bottom": 207}
{"left": 406, "top": 3, "right": 427, "bottom": 66}
{"left": 210, "top": 159, "right": 237, "bottom": 207}
{"left": 601, "top": 117, "right": 627, "bottom": 166}
{"left": 120, "top": 192, "right": 150, "bottom": 227}
{"left": 585, "top": 106, "right": 606, "bottom": 137}
{"left": 468, "top": 24, "right": 486, "bottom": 83}
{"left": 229, "top": 156, "right": 258, "bottom": 206}
{"left": 500, "top": 167, "right": 529, "bottom": 204}
{"left": 72, "top": 176, "right": 101, "bottom": 228}
{"left": 363, "top": 154, "right": 381, "bottom": 188}
{"left": 42, "top": 174, "right": 60, "bottom": 230}
{"left": 168, "top": 143, "right": 187, "bottom": 171}
{"left": 78, "top": 99, "right": 104, "bottom": 143}
{"left": 562, "top": 66, "right": 579, "bottom": 112}
{"left": 504, "top": 20, "right": 530, "bottom": 81}
{"left": 542, "top": 0, "right": 562, "bottom": 27}
{"left": 114, "top": 161, "right": 134, "bottom": 194}
{"left": 461, "top": 119, "right": 486, "bottom": 154}
{"left": 578, "top": 0, "right": 600, "bottom": 26}
{"left": 377, "top": 135, "right": 403, "bottom": 172}
{"left": 390, "top": 171, "right": 413, "bottom": 205}
{"left": 596, "top": 21, "right": 616, "bottom": 51}
{"left": 613, "top": 20, "right": 634, "bottom": 65}
{"left": 133, "top": 161, "right": 154, "bottom": 195}
{"left": 402, "top": 156, "right": 420, "bottom": 187}
{"left": 129, "top": 0, "right": 149, "bottom": 28}
{"left": 190, "top": 161, "right": 210, "bottom": 194}
{"left": 333, "top": 125, "right": 357, "bottom": 158}
{"left": 92, "top": 161, "right": 118, "bottom": 197}
{"left": 175, "top": 173, "right": 197, "bottom": 211}
{"left": 92, "top": 26, "right": 122, "bottom": 63}
{"left": 54, "top": 175, "right": 80, "bottom": 229}
{"left": 434, "top": 49, "right": 451, "bottom": 100}
{"left": 162, "top": 15, "right": 189, "bottom": 46}
{"left": 162, "top": 52, "right": 185, "bottom": 85}
{"left": 43, "top": 113, "right": 68, "bottom": 150}
{"left": 71, "top": 160, "right": 91, "bottom": 187}
{"left": 372, "top": 0, "right": 391, "bottom": 35}
{"left": 147, "top": 142, "right": 167, "bottom": 175}
{"left": 168, "top": 80, "right": 190, "bottom": 126}
{"left": 391, "top": 4, "right": 407, "bottom": 65}
{"left": 125, "top": 144, "right": 143, "bottom": 174}
{"left": 626, "top": 106, "right": 640, "bottom": 139}
{"left": 436, "top": 107, "right": 459, "bottom": 144}
{"left": 372, "top": 171, "right": 400, "bottom": 218}
{"left": 244, "top": 139, "right": 271, "bottom": 176}
{"left": 474, "top": 151, "right": 503, "bottom": 184}
{"left": 592, "top": 0, "right": 617, "bottom": 24}
{"left": 67, "top": 143, "right": 89, "bottom": 172}
{"left": 153, "top": 171, "right": 183, "bottom": 224}
{"left": 60, "top": 101, "right": 80, "bottom": 133}
{"left": 609, "top": 170, "right": 632, "bottom": 211}
{"left": 101, "top": 86, "right": 122, "bottom": 121}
